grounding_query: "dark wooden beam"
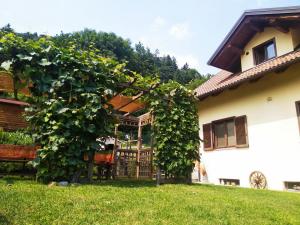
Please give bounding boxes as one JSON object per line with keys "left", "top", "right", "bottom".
{"left": 249, "top": 23, "right": 264, "bottom": 33}
{"left": 269, "top": 19, "right": 289, "bottom": 33}
{"left": 273, "top": 25, "right": 289, "bottom": 33}
{"left": 244, "top": 19, "right": 264, "bottom": 33}
{"left": 227, "top": 44, "right": 245, "bottom": 55}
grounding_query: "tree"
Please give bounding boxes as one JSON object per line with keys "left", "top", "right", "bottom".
{"left": 158, "top": 55, "right": 178, "bottom": 82}
{"left": 186, "top": 73, "right": 212, "bottom": 90}
{"left": 3, "top": 25, "right": 206, "bottom": 86}
{"left": 53, "top": 29, "right": 135, "bottom": 65}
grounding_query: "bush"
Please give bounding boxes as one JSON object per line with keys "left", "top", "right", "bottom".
{"left": 0, "top": 162, "right": 34, "bottom": 173}
{"left": 0, "top": 130, "right": 34, "bottom": 145}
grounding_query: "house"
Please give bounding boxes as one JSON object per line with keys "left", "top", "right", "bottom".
{"left": 194, "top": 6, "right": 300, "bottom": 191}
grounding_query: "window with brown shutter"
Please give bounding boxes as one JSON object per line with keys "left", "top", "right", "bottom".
{"left": 202, "top": 115, "right": 248, "bottom": 150}
{"left": 235, "top": 116, "right": 248, "bottom": 147}
{"left": 203, "top": 123, "right": 213, "bottom": 151}
{"left": 296, "top": 101, "right": 300, "bottom": 134}
{"left": 213, "top": 118, "right": 235, "bottom": 148}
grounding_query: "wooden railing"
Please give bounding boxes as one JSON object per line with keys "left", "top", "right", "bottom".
{"left": 0, "top": 144, "right": 38, "bottom": 162}
{"left": 115, "top": 148, "right": 153, "bottom": 179}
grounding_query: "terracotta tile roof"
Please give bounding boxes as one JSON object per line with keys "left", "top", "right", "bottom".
{"left": 195, "top": 50, "right": 300, "bottom": 98}
{"left": 0, "top": 98, "right": 29, "bottom": 106}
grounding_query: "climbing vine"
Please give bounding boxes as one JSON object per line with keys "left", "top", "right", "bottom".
{"left": 0, "top": 32, "right": 152, "bottom": 182}
{"left": 149, "top": 81, "right": 200, "bottom": 180}
{"left": 0, "top": 31, "right": 199, "bottom": 183}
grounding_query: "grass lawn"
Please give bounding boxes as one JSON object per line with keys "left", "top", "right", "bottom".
{"left": 0, "top": 177, "right": 300, "bottom": 225}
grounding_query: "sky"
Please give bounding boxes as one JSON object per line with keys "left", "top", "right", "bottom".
{"left": 0, "top": 0, "right": 299, "bottom": 74}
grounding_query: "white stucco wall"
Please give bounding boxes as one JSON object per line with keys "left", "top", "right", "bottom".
{"left": 197, "top": 62, "right": 300, "bottom": 190}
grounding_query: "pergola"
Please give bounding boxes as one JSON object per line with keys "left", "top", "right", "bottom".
{"left": 107, "top": 94, "right": 154, "bottom": 179}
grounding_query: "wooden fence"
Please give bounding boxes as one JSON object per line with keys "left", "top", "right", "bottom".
{"left": 114, "top": 148, "right": 153, "bottom": 179}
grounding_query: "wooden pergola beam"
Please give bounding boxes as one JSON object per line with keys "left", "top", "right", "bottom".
{"left": 115, "top": 83, "right": 159, "bottom": 112}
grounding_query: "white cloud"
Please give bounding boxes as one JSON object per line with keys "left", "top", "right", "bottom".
{"left": 168, "top": 23, "right": 190, "bottom": 40}
{"left": 152, "top": 16, "right": 166, "bottom": 30}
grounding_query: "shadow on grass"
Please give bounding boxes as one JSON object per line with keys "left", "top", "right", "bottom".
{"left": 0, "top": 175, "right": 35, "bottom": 183}
{"left": 88, "top": 179, "right": 157, "bottom": 188}
{"left": 89, "top": 179, "right": 204, "bottom": 188}
{"left": 0, "top": 214, "right": 11, "bottom": 225}
{"left": 0, "top": 176, "right": 216, "bottom": 189}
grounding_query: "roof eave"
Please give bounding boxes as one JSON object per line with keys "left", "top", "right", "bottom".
{"left": 200, "top": 55, "right": 300, "bottom": 100}
{"left": 207, "top": 6, "right": 300, "bottom": 68}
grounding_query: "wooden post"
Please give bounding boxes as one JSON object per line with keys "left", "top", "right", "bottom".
{"left": 150, "top": 114, "right": 154, "bottom": 179}
{"left": 156, "top": 167, "right": 161, "bottom": 186}
{"left": 112, "top": 124, "right": 119, "bottom": 179}
{"left": 129, "top": 130, "right": 133, "bottom": 150}
{"left": 136, "top": 118, "right": 142, "bottom": 179}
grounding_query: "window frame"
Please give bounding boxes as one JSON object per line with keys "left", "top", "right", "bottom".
{"left": 253, "top": 38, "right": 277, "bottom": 65}
{"left": 203, "top": 115, "right": 249, "bottom": 151}
{"left": 212, "top": 117, "right": 236, "bottom": 149}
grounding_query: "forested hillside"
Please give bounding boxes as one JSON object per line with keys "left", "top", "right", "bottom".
{"left": 1, "top": 25, "right": 211, "bottom": 88}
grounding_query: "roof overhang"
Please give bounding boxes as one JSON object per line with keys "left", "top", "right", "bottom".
{"left": 197, "top": 50, "right": 300, "bottom": 99}
{"left": 208, "top": 6, "right": 300, "bottom": 73}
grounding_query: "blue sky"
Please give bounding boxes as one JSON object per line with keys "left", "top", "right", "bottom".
{"left": 0, "top": 0, "right": 299, "bottom": 74}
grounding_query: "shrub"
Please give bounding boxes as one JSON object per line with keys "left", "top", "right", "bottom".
{"left": 0, "top": 162, "right": 34, "bottom": 173}
{"left": 0, "top": 130, "right": 34, "bottom": 145}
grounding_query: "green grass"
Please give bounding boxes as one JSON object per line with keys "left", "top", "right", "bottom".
{"left": 0, "top": 178, "right": 300, "bottom": 225}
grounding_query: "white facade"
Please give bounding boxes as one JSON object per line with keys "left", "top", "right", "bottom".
{"left": 197, "top": 63, "right": 300, "bottom": 190}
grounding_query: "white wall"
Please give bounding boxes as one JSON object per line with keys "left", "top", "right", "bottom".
{"left": 197, "top": 62, "right": 300, "bottom": 190}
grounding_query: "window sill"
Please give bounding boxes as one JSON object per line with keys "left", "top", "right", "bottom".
{"left": 254, "top": 56, "right": 276, "bottom": 66}
{"left": 204, "top": 145, "right": 249, "bottom": 152}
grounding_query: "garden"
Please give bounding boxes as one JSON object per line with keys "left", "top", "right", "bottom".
{"left": 0, "top": 29, "right": 199, "bottom": 183}
{"left": 0, "top": 28, "right": 300, "bottom": 225}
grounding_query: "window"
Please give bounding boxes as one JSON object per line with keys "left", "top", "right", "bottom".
{"left": 253, "top": 39, "right": 276, "bottom": 65}
{"left": 284, "top": 182, "right": 300, "bottom": 191}
{"left": 214, "top": 118, "right": 235, "bottom": 148}
{"left": 296, "top": 101, "right": 300, "bottom": 133}
{"left": 203, "top": 115, "right": 248, "bottom": 150}
{"left": 220, "top": 178, "right": 240, "bottom": 186}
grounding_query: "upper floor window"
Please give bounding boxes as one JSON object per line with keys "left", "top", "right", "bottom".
{"left": 253, "top": 39, "right": 276, "bottom": 65}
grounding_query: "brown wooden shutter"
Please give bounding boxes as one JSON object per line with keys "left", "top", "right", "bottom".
{"left": 203, "top": 123, "right": 213, "bottom": 151}
{"left": 235, "top": 115, "right": 248, "bottom": 147}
